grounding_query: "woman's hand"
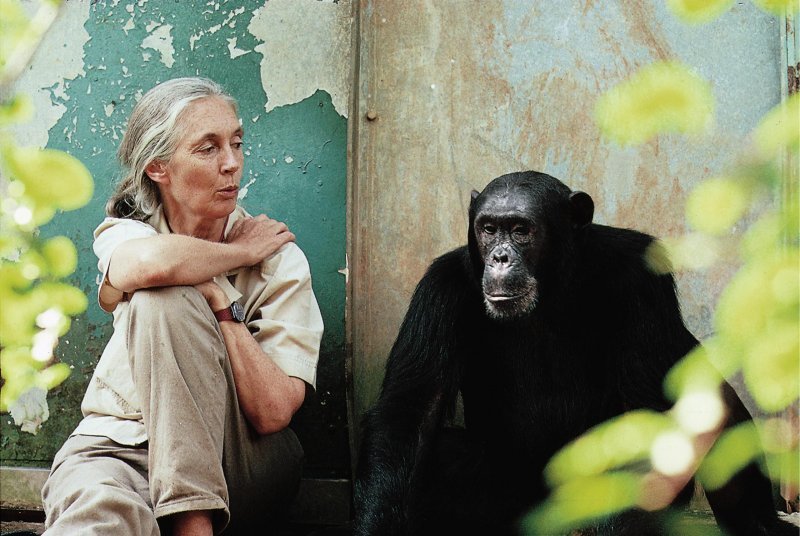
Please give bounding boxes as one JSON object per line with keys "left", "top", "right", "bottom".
{"left": 195, "top": 280, "right": 230, "bottom": 312}
{"left": 226, "top": 215, "right": 295, "bottom": 266}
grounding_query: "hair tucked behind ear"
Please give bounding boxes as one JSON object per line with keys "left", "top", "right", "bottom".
{"left": 107, "top": 77, "right": 238, "bottom": 220}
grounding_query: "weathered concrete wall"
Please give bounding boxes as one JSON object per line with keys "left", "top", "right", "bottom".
{"left": 350, "top": 1, "right": 784, "bottom": 424}
{"left": 2, "top": 0, "right": 353, "bottom": 483}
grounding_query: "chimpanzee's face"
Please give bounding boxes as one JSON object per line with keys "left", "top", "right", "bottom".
{"left": 473, "top": 188, "right": 545, "bottom": 320}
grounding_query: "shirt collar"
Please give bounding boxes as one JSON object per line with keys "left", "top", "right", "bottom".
{"left": 146, "top": 205, "right": 248, "bottom": 242}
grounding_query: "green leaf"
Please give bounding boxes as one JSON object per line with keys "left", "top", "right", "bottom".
{"left": 41, "top": 235, "right": 78, "bottom": 278}
{"left": 34, "top": 282, "right": 88, "bottom": 316}
{"left": 595, "top": 61, "right": 715, "bottom": 145}
{"left": 0, "top": 289, "right": 45, "bottom": 346}
{"left": 764, "top": 449, "right": 799, "bottom": 488}
{"left": 0, "top": 94, "right": 33, "bottom": 126}
{"left": 754, "top": 93, "right": 800, "bottom": 158}
{"left": 0, "top": 0, "right": 30, "bottom": 73}
{"left": 666, "top": 0, "right": 734, "bottom": 24}
{"left": 2, "top": 145, "right": 94, "bottom": 212}
{"left": 0, "top": 261, "right": 32, "bottom": 291}
{"left": 664, "top": 345, "right": 725, "bottom": 401}
{"left": 524, "top": 472, "right": 642, "bottom": 534}
{"left": 697, "top": 422, "right": 761, "bottom": 490}
{"left": 743, "top": 320, "right": 800, "bottom": 412}
{"left": 751, "top": 0, "right": 800, "bottom": 17}
{"left": 544, "top": 410, "right": 672, "bottom": 485}
{"left": 685, "top": 177, "right": 750, "bottom": 235}
{"left": 37, "top": 362, "right": 71, "bottom": 389}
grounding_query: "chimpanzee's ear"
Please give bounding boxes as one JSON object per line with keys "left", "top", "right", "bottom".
{"left": 569, "top": 191, "right": 594, "bottom": 229}
{"left": 469, "top": 189, "right": 480, "bottom": 212}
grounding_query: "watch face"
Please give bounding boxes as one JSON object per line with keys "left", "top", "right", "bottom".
{"left": 231, "top": 301, "right": 245, "bottom": 322}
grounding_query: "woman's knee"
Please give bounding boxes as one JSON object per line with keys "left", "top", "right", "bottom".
{"left": 43, "top": 439, "right": 155, "bottom": 535}
{"left": 127, "top": 285, "right": 219, "bottom": 338}
{"left": 225, "top": 427, "right": 304, "bottom": 519}
{"left": 45, "top": 482, "right": 157, "bottom": 535}
{"left": 129, "top": 285, "right": 207, "bottom": 315}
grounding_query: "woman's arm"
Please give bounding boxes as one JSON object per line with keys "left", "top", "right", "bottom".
{"left": 107, "top": 215, "right": 294, "bottom": 293}
{"left": 196, "top": 280, "right": 306, "bottom": 434}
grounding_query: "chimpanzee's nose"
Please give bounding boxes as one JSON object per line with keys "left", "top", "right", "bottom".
{"left": 492, "top": 250, "right": 509, "bottom": 265}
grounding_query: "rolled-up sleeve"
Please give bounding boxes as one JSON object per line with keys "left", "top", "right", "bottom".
{"left": 243, "top": 243, "right": 324, "bottom": 389}
{"left": 93, "top": 217, "right": 158, "bottom": 312}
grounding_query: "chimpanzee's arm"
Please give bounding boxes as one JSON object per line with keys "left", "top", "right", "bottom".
{"left": 617, "top": 267, "right": 698, "bottom": 412}
{"left": 609, "top": 237, "right": 793, "bottom": 535}
{"left": 354, "top": 248, "right": 472, "bottom": 536}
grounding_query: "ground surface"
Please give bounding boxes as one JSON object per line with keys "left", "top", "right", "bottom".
{"left": 1, "top": 515, "right": 349, "bottom": 535}
{"left": 3, "top": 511, "right": 798, "bottom": 534}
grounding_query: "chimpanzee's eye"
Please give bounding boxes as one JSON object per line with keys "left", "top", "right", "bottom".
{"left": 483, "top": 224, "right": 497, "bottom": 235}
{"left": 512, "top": 225, "right": 530, "bottom": 236}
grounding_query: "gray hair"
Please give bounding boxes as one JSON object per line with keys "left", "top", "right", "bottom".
{"left": 107, "top": 77, "right": 238, "bottom": 219}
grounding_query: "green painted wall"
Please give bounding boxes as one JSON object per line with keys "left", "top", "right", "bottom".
{"left": 1, "top": 0, "right": 351, "bottom": 480}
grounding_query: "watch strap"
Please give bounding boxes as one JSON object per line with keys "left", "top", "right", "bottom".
{"left": 214, "top": 301, "right": 245, "bottom": 322}
{"left": 214, "top": 306, "right": 236, "bottom": 322}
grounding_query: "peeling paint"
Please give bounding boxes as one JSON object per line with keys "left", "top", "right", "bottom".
{"left": 191, "top": 6, "right": 247, "bottom": 50}
{"left": 4, "top": 0, "right": 350, "bottom": 477}
{"left": 338, "top": 255, "right": 349, "bottom": 282}
{"left": 248, "top": 0, "right": 352, "bottom": 118}
{"left": 238, "top": 176, "right": 257, "bottom": 199}
{"left": 9, "top": 0, "right": 91, "bottom": 148}
{"left": 141, "top": 23, "right": 175, "bottom": 68}
{"left": 227, "top": 37, "right": 251, "bottom": 59}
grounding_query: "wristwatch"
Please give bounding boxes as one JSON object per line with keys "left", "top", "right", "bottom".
{"left": 214, "top": 301, "right": 245, "bottom": 323}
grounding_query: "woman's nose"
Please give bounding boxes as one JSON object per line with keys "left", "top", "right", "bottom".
{"left": 220, "top": 146, "right": 240, "bottom": 173}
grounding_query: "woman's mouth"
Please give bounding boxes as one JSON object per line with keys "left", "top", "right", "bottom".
{"left": 217, "top": 186, "right": 239, "bottom": 199}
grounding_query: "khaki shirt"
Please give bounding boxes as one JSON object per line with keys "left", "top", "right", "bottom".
{"left": 73, "top": 206, "right": 324, "bottom": 445}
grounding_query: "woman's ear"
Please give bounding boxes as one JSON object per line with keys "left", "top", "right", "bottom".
{"left": 145, "top": 161, "right": 169, "bottom": 184}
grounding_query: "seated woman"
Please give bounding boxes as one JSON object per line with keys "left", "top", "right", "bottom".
{"left": 41, "top": 77, "right": 324, "bottom": 535}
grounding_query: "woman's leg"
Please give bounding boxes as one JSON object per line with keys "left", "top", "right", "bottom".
{"left": 42, "top": 434, "right": 157, "bottom": 536}
{"left": 209, "top": 292, "right": 304, "bottom": 532}
{"left": 127, "top": 285, "right": 305, "bottom": 534}
{"left": 221, "top": 409, "right": 304, "bottom": 533}
{"left": 127, "top": 286, "right": 231, "bottom": 531}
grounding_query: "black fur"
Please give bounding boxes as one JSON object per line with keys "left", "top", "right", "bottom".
{"left": 354, "top": 171, "right": 793, "bottom": 535}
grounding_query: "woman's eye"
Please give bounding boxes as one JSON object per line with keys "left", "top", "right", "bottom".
{"left": 232, "top": 141, "right": 243, "bottom": 150}
{"left": 199, "top": 145, "right": 216, "bottom": 154}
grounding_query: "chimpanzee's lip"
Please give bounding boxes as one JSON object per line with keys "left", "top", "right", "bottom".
{"left": 485, "top": 293, "right": 522, "bottom": 303}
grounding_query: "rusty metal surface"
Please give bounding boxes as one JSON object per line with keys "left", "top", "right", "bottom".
{"left": 350, "top": 1, "right": 783, "bottom": 424}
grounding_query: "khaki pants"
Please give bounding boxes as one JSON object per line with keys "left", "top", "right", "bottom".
{"left": 42, "top": 286, "right": 304, "bottom": 535}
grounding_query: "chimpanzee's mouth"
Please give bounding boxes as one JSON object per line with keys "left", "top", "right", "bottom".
{"left": 484, "top": 293, "right": 523, "bottom": 303}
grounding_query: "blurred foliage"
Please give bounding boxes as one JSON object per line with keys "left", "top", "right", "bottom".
{"left": 752, "top": 0, "right": 800, "bottom": 16}
{"left": 594, "top": 61, "right": 714, "bottom": 146}
{"left": 0, "top": 0, "right": 61, "bottom": 87}
{"left": 666, "top": 0, "right": 799, "bottom": 20}
{"left": 666, "top": 0, "right": 736, "bottom": 25}
{"left": 526, "top": 3, "right": 799, "bottom": 535}
{"left": 0, "top": 0, "right": 93, "bottom": 433}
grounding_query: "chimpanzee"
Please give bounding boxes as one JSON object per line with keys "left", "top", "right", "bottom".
{"left": 354, "top": 171, "right": 792, "bottom": 535}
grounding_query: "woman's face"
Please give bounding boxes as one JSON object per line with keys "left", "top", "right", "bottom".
{"left": 150, "top": 96, "right": 244, "bottom": 224}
